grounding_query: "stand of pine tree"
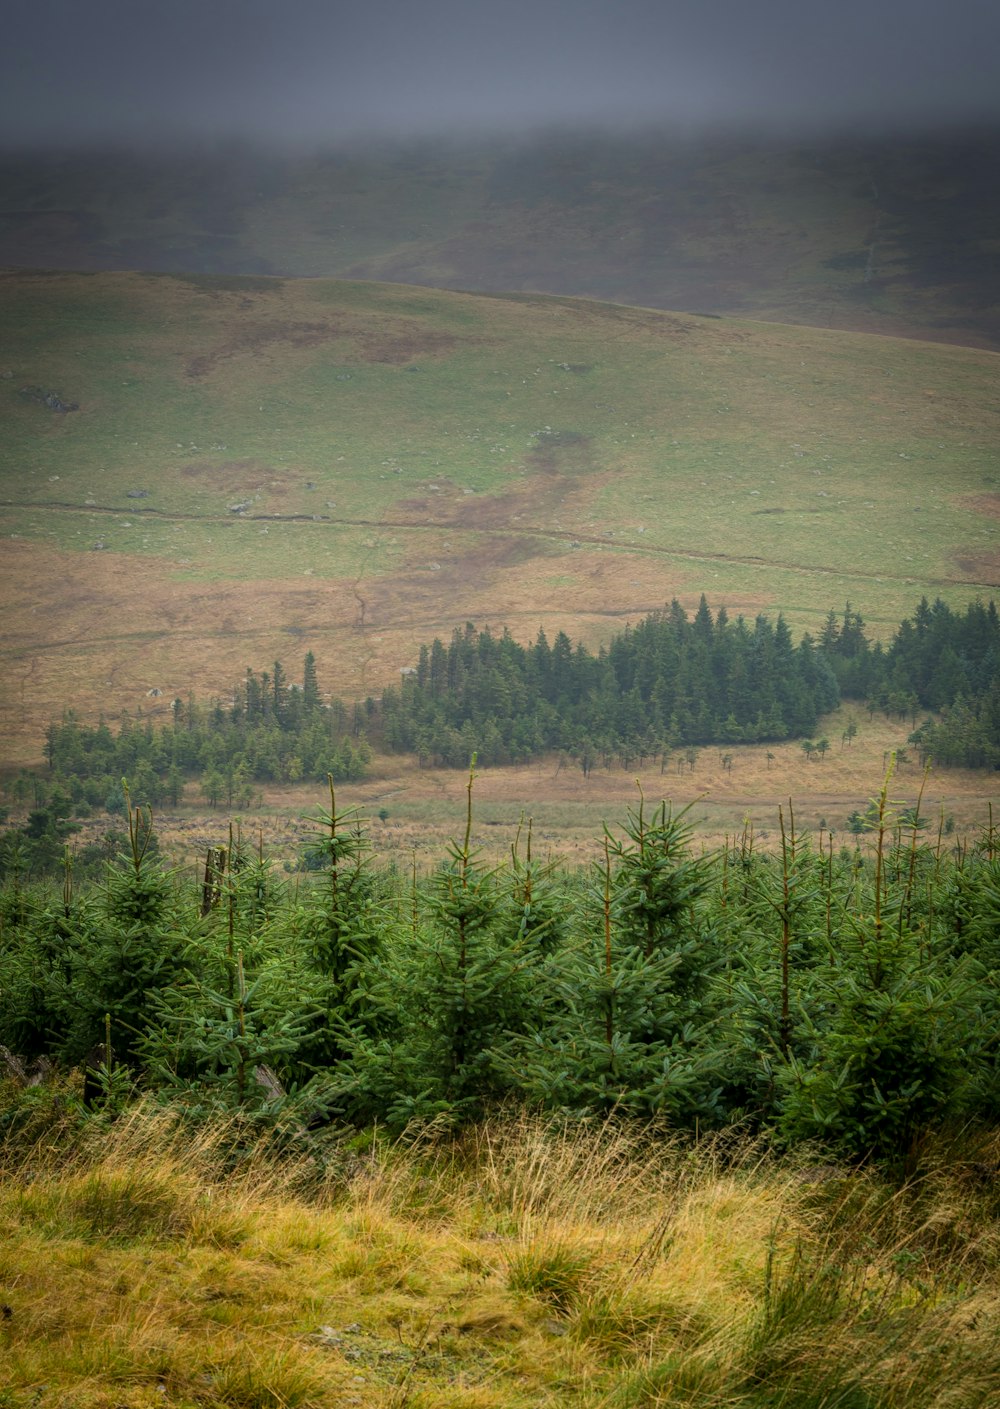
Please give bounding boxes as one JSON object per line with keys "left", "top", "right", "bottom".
{"left": 2, "top": 773, "right": 998, "bottom": 1168}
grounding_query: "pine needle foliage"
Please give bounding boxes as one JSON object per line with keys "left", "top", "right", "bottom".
{"left": 332, "top": 758, "right": 536, "bottom": 1128}
{"left": 2, "top": 771, "right": 1000, "bottom": 1163}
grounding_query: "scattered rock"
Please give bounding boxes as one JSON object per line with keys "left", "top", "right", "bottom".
{"left": 310, "top": 1326, "right": 343, "bottom": 1346}
{"left": 126, "top": 489, "right": 149, "bottom": 499}
{"left": 18, "top": 385, "right": 79, "bottom": 412}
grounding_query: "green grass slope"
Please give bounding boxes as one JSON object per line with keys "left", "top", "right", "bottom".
{"left": 1, "top": 268, "right": 997, "bottom": 758}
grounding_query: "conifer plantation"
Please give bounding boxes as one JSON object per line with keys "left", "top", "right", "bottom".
{"left": 6, "top": 594, "right": 998, "bottom": 881}
{"left": 4, "top": 760, "right": 1000, "bottom": 1150}
{"left": 2, "top": 764, "right": 1000, "bottom": 1407}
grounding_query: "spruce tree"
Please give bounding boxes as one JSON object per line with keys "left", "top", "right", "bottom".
{"left": 334, "top": 759, "right": 529, "bottom": 1128}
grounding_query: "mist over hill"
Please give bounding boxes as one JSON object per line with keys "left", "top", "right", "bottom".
{"left": 3, "top": 128, "right": 999, "bottom": 348}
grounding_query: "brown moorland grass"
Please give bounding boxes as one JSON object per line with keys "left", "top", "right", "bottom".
{"left": 56, "top": 710, "right": 997, "bottom": 875}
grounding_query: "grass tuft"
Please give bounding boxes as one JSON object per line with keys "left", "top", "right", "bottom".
{"left": 1, "top": 1107, "right": 999, "bottom": 1407}
{"left": 505, "top": 1240, "right": 595, "bottom": 1315}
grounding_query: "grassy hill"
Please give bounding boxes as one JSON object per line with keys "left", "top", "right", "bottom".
{"left": 1, "top": 267, "right": 998, "bottom": 761}
{"left": 2, "top": 129, "right": 1000, "bottom": 348}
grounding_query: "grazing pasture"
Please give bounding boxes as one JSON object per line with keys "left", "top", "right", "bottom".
{"left": 1, "top": 268, "right": 997, "bottom": 763}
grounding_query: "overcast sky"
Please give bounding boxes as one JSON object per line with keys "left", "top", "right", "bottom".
{"left": 2, "top": 0, "right": 999, "bottom": 147}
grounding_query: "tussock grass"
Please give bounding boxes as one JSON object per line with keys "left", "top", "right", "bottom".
{"left": 1, "top": 1106, "right": 999, "bottom": 1407}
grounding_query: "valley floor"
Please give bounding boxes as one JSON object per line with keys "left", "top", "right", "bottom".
{"left": 73, "top": 709, "right": 998, "bottom": 873}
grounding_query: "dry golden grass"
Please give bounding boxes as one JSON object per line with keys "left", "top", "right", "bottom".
{"left": 2, "top": 1104, "right": 999, "bottom": 1409}
{"left": 93, "top": 708, "right": 996, "bottom": 875}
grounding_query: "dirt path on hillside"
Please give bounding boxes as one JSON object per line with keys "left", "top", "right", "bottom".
{"left": 4, "top": 496, "right": 996, "bottom": 592}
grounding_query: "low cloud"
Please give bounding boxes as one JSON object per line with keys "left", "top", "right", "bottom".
{"left": 2, "top": 0, "right": 999, "bottom": 147}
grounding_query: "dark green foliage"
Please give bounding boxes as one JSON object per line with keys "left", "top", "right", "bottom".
{"left": 140, "top": 948, "right": 312, "bottom": 1115}
{"left": 772, "top": 774, "right": 988, "bottom": 1163}
{"left": 508, "top": 799, "right": 724, "bottom": 1122}
{"left": 56, "top": 795, "right": 191, "bottom": 1068}
{"left": 333, "top": 760, "right": 534, "bottom": 1128}
{"left": 378, "top": 594, "right": 998, "bottom": 771}
{"left": 287, "top": 778, "right": 387, "bottom": 1074}
{"left": 503, "top": 815, "right": 567, "bottom": 955}
{"left": 380, "top": 602, "right": 839, "bottom": 768}
{"left": 14, "top": 656, "right": 371, "bottom": 853}
{"left": 776, "top": 957, "right": 983, "bottom": 1163}
{"left": 0, "top": 798, "right": 78, "bottom": 881}
{"left": 820, "top": 597, "right": 1000, "bottom": 767}
{"left": 2, "top": 772, "right": 1000, "bottom": 1163}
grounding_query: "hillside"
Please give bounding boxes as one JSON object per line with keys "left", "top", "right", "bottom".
{"left": 1, "top": 268, "right": 998, "bottom": 762}
{"left": 2, "top": 128, "right": 1000, "bottom": 348}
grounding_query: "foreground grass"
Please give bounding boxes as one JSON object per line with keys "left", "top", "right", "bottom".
{"left": 2, "top": 1101, "right": 999, "bottom": 1408}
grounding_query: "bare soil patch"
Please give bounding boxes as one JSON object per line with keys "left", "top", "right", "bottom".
{"left": 354, "top": 325, "right": 467, "bottom": 363}
{"left": 955, "top": 492, "right": 1000, "bottom": 521}
{"left": 185, "top": 320, "right": 335, "bottom": 378}
{"left": 184, "top": 312, "right": 465, "bottom": 380}
{"left": 952, "top": 547, "right": 1000, "bottom": 582}
{"left": 178, "top": 458, "right": 275, "bottom": 489}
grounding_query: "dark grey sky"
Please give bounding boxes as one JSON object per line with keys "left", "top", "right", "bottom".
{"left": 3, "top": 0, "right": 999, "bottom": 146}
